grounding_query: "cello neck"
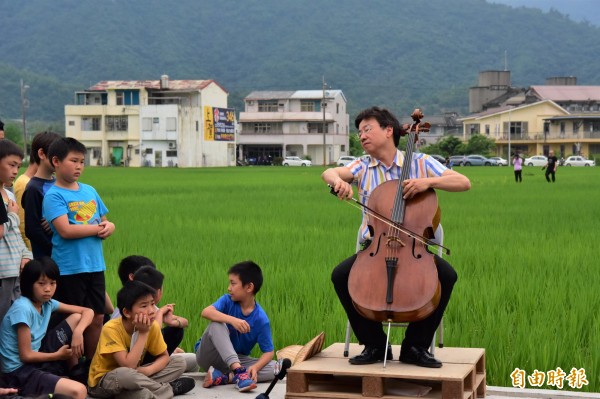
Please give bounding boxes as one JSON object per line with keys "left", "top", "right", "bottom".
{"left": 391, "top": 127, "right": 418, "bottom": 225}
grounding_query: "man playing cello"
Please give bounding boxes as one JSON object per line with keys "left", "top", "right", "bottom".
{"left": 322, "top": 106, "right": 470, "bottom": 368}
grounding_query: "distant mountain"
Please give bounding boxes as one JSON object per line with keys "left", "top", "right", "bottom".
{"left": 1, "top": 0, "right": 599, "bottom": 122}
{"left": 487, "top": 0, "right": 600, "bottom": 26}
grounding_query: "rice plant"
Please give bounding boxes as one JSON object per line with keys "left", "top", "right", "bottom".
{"left": 79, "top": 165, "right": 598, "bottom": 392}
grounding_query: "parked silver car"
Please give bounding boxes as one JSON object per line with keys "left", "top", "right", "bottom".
{"left": 448, "top": 155, "right": 465, "bottom": 166}
{"left": 463, "top": 155, "right": 498, "bottom": 166}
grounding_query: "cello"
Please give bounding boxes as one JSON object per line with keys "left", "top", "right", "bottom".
{"left": 347, "top": 109, "right": 442, "bottom": 323}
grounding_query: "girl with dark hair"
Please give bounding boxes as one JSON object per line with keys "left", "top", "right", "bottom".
{"left": 0, "top": 257, "right": 93, "bottom": 399}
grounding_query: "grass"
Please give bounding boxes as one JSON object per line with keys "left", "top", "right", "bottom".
{"left": 76, "top": 164, "right": 598, "bottom": 392}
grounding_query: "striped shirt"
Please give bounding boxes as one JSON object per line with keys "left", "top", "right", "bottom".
{"left": 0, "top": 189, "right": 33, "bottom": 278}
{"left": 348, "top": 150, "right": 446, "bottom": 244}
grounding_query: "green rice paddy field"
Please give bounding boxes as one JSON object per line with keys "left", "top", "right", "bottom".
{"left": 80, "top": 165, "right": 598, "bottom": 392}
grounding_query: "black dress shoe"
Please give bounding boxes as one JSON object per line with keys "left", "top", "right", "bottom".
{"left": 349, "top": 345, "right": 393, "bottom": 365}
{"left": 399, "top": 345, "right": 442, "bottom": 368}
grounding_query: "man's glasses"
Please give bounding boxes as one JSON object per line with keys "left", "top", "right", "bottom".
{"left": 357, "top": 125, "right": 374, "bottom": 137}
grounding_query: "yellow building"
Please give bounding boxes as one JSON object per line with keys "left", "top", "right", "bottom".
{"left": 462, "top": 81, "right": 600, "bottom": 160}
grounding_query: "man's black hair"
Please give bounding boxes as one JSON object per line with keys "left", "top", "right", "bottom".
{"left": 228, "top": 260, "right": 263, "bottom": 294}
{"left": 118, "top": 255, "right": 157, "bottom": 285}
{"left": 117, "top": 281, "right": 156, "bottom": 318}
{"left": 354, "top": 106, "right": 403, "bottom": 147}
{"left": 47, "top": 137, "right": 87, "bottom": 163}
{"left": 20, "top": 257, "right": 60, "bottom": 300}
{"left": 133, "top": 266, "right": 164, "bottom": 291}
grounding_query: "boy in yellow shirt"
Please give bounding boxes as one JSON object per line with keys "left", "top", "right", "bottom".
{"left": 87, "top": 281, "right": 194, "bottom": 399}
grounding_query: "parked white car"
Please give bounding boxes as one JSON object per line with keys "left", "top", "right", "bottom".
{"left": 336, "top": 156, "right": 357, "bottom": 166}
{"left": 490, "top": 157, "right": 508, "bottom": 166}
{"left": 282, "top": 156, "right": 312, "bottom": 166}
{"left": 563, "top": 156, "right": 595, "bottom": 167}
{"left": 524, "top": 155, "right": 548, "bottom": 166}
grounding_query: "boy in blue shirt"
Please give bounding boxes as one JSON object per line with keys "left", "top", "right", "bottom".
{"left": 42, "top": 137, "right": 115, "bottom": 359}
{"left": 197, "top": 260, "right": 275, "bottom": 392}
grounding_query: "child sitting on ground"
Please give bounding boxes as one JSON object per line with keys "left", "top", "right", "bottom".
{"left": 196, "top": 260, "right": 276, "bottom": 393}
{"left": 87, "top": 281, "right": 194, "bottom": 399}
{"left": 132, "top": 266, "right": 189, "bottom": 359}
{"left": 0, "top": 257, "right": 93, "bottom": 399}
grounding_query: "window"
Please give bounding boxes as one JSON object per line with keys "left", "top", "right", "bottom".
{"left": 68, "top": 121, "right": 75, "bottom": 126}
{"left": 82, "top": 117, "right": 101, "bottom": 131}
{"left": 503, "top": 121, "right": 528, "bottom": 135}
{"left": 254, "top": 123, "right": 272, "bottom": 133}
{"left": 301, "top": 100, "right": 316, "bottom": 112}
{"left": 167, "top": 117, "right": 177, "bottom": 131}
{"left": 115, "top": 90, "right": 140, "bottom": 105}
{"left": 336, "top": 103, "right": 339, "bottom": 113}
{"left": 142, "top": 117, "right": 152, "bottom": 131}
{"left": 166, "top": 150, "right": 177, "bottom": 157}
{"left": 106, "top": 116, "right": 128, "bottom": 131}
{"left": 307, "top": 122, "right": 328, "bottom": 133}
{"left": 258, "top": 100, "right": 278, "bottom": 112}
{"left": 485, "top": 124, "right": 490, "bottom": 135}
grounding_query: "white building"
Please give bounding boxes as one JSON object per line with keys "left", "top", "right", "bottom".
{"left": 64, "top": 76, "right": 236, "bottom": 167}
{"left": 237, "top": 90, "right": 349, "bottom": 165}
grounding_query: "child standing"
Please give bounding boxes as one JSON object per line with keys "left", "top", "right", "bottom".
{"left": 12, "top": 135, "right": 40, "bottom": 252}
{"left": 22, "top": 131, "right": 62, "bottom": 258}
{"left": 0, "top": 140, "right": 33, "bottom": 323}
{"left": 197, "top": 260, "right": 276, "bottom": 392}
{"left": 42, "top": 137, "right": 114, "bottom": 358}
{"left": 87, "top": 281, "right": 194, "bottom": 399}
{"left": 0, "top": 257, "right": 93, "bottom": 399}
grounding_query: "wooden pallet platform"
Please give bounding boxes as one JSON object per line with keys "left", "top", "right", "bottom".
{"left": 286, "top": 343, "right": 485, "bottom": 399}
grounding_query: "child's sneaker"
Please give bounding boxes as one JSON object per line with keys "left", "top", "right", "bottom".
{"left": 232, "top": 366, "right": 257, "bottom": 392}
{"left": 169, "top": 377, "right": 195, "bottom": 396}
{"left": 203, "top": 366, "right": 229, "bottom": 388}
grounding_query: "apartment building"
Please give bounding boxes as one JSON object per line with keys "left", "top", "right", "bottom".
{"left": 64, "top": 75, "right": 235, "bottom": 167}
{"left": 462, "top": 72, "right": 600, "bottom": 159}
{"left": 237, "top": 90, "right": 349, "bottom": 165}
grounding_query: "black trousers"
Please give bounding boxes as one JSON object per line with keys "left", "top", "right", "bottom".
{"left": 332, "top": 253, "right": 457, "bottom": 349}
{"left": 514, "top": 170, "right": 522, "bottom": 182}
{"left": 545, "top": 169, "right": 556, "bottom": 182}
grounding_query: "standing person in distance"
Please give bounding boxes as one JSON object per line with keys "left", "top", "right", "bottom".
{"left": 543, "top": 150, "right": 558, "bottom": 183}
{"left": 512, "top": 153, "right": 523, "bottom": 183}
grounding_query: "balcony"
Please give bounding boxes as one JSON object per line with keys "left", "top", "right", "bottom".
{"left": 239, "top": 111, "right": 333, "bottom": 122}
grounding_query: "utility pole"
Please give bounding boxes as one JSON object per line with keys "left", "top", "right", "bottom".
{"left": 322, "top": 76, "right": 327, "bottom": 166}
{"left": 20, "top": 79, "right": 30, "bottom": 154}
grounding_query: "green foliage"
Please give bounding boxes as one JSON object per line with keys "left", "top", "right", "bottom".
{"left": 272, "top": 156, "right": 283, "bottom": 166}
{"left": 349, "top": 133, "right": 363, "bottom": 156}
{"left": 464, "top": 134, "right": 497, "bottom": 156}
{"left": 434, "top": 135, "right": 465, "bottom": 156}
{"left": 1, "top": 0, "right": 600, "bottom": 122}
{"left": 3, "top": 122, "right": 24, "bottom": 147}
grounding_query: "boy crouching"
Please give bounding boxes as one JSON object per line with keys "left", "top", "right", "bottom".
{"left": 87, "top": 281, "right": 194, "bottom": 399}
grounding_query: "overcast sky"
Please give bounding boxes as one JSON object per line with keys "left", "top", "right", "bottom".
{"left": 487, "top": 0, "right": 600, "bottom": 26}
